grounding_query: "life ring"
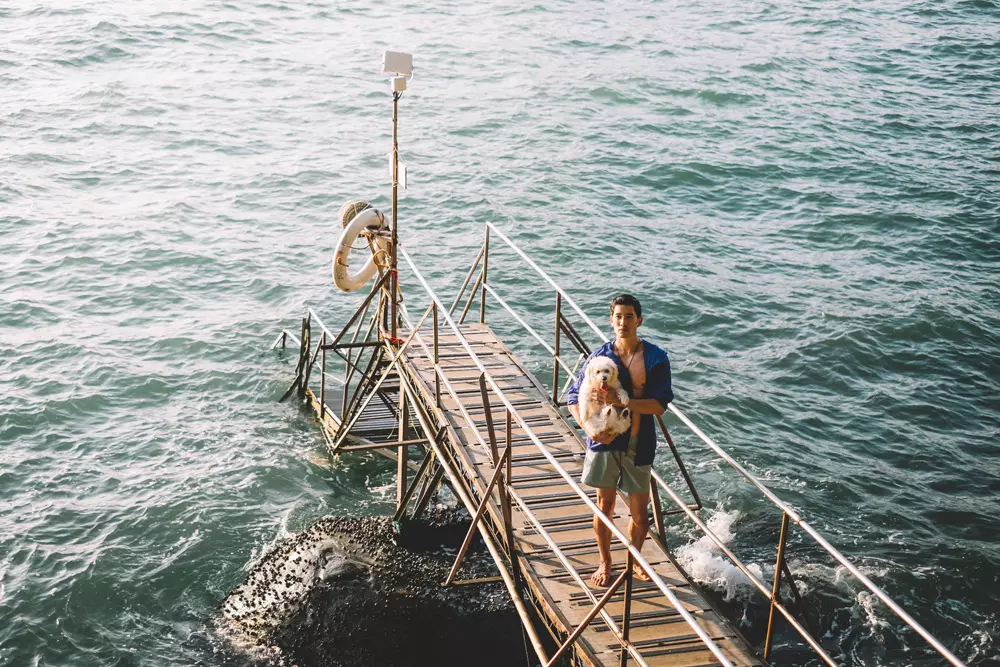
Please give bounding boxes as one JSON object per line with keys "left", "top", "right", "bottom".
{"left": 332, "top": 204, "right": 389, "bottom": 292}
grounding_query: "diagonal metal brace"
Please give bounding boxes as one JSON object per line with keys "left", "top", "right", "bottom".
{"left": 329, "top": 303, "right": 434, "bottom": 452}
{"left": 545, "top": 566, "right": 632, "bottom": 667}
{"left": 392, "top": 426, "right": 445, "bottom": 522}
{"left": 442, "top": 442, "right": 513, "bottom": 586}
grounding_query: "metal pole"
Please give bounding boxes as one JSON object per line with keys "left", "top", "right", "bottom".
{"left": 620, "top": 551, "right": 635, "bottom": 667}
{"left": 412, "top": 465, "right": 444, "bottom": 518}
{"left": 649, "top": 477, "right": 665, "bottom": 541}
{"left": 479, "top": 224, "right": 489, "bottom": 324}
{"left": 433, "top": 303, "right": 440, "bottom": 407}
{"left": 390, "top": 91, "right": 399, "bottom": 341}
{"left": 656, "top": 415, "right": 701, "bottom": 509}
{"left": 478, "top": 374, "right": 500, "bottom": 464}
{"left": 319, "top": 332, "right": 326, "bottom": 418}
{"left": 397, "top": 388, "right": 410, "bottom": 509}
{"left": 502, "top": 409, "right": 520, "bottom": 588}
{"left": 393, "top": 447, "right": 436, "bottom": 522}
{"left": 764, "top": 511, "right": 790, "bottom": 659}
{"left": 552, "top": 291, "right": 561, "bottom": 404}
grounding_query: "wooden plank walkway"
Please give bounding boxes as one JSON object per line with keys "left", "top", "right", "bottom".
{"left": 403, "top": 322, "right": 762, "bottom": 667}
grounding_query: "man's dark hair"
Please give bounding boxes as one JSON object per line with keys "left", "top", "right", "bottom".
{"left": 610, "top": 294, "right": 642, "bottom": 318}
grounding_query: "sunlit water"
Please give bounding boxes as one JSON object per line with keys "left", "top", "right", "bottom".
{"left": 2, "top": 1, "right": 998, "bottom": 665}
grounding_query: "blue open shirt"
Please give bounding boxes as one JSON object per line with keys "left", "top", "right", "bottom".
{"left": 566, "top": 339, "right": 673, "bottom": 467}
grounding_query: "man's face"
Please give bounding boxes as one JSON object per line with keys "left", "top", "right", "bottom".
{"left": 611, "top": 305, "right": 641, "bottom": 340}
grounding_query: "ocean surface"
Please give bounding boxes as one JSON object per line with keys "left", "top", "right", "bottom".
{"left": 2, "top": 0, "right": 998, "bottom": 665}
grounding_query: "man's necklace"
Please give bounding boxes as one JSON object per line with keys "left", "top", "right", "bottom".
{"left": 616, "top": 340, "right": 642, "bottom": 373}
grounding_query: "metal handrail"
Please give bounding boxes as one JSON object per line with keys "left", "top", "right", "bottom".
{"left": 478, "top": 224, "right": 966, "bottom": 667}
{"left": 482, "top": 283, "right": 579, "bottom": 378}
{"left": 397, "top": 244, "right": 738, "bottom": 667}
{"left": 486, "top": 222, "right": 608, "bottom": 340}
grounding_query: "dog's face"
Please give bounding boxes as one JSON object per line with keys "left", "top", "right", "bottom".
{"left": 586, "top": 356, "right": 619, "bottom": 388}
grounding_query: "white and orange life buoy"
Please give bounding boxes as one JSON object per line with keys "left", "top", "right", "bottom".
{"left": 332, "top": 201, "right": 389, "bottom": 292}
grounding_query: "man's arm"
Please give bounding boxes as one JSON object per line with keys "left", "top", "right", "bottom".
{"left": 611, "top": 396, "right": 666, "bottom": 416}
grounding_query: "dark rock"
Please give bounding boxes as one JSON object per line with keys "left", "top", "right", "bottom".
{"left": 221, "top": 509, "right": 534, "bottom": 667}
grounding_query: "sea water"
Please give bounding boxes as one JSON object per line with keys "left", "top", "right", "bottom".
{"left": 1, "top": 1, "right": 998, "bottom": 665}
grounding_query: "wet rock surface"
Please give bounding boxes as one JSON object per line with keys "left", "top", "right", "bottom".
{"left": 223, "top": 509, "right": 532, "bottom": 666}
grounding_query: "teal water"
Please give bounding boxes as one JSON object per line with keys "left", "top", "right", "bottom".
{"left": 2, "top": 1, "right": 998, "bottom": 665}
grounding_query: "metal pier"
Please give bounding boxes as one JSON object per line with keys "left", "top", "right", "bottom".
{"left": 273, "top": 220, "right": 967, "bottom": 667}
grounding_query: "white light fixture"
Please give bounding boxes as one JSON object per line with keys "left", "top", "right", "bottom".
{"left": 382, "top": 51, "right": 412, "bottom": 77}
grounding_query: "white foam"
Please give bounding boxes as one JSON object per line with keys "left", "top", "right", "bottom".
{"left": 675, "top": 510, "right": 763, "bottom": 602}
{"left": 856, "top": 591, "right": 888, "bottom": 631}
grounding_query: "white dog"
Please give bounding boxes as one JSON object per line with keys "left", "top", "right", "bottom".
{"left": 578, "top": 356, "right": 632, "bottom": 437}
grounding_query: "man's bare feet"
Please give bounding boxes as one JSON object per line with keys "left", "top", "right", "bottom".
{"left": 590, "top": 562, "right": 612, "bottom": 586}
{"left": 632, "top": 563, "right": 652, "bottom": 582}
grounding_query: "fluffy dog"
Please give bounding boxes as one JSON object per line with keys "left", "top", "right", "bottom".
{"left": 578, "top": 356, "right": 632, "bottom": 437}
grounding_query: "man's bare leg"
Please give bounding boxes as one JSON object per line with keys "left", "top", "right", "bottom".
{"left": 591, "top": 487, "right": 617, "bottom": 586}
{"left": 627, "top": 491, "right": 652, "bottom": 581}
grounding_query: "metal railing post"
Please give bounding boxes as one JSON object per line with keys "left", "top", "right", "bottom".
{"left": 479, "top": 224, "right": 489, "bottom": 324}
{"left": 397, "top": 388, "right": 410, "bottom": 509}
{"left": 764, "top": 511, "right": 791, "bottom": 659}
{"left": 433, "top": 303, "right": 440, "bottom": 407}
{"left": 621, "top": 551, "right": 635, "bottom": 667}
{"left": 297, "top": 317, "right": 312, "bottom": 398}
{"left": 656, "top": 415, "right": 702, "bottom": 510}
{"left": 552, "top": 291, "right": 562, "bottom": 404}
{"left": 478, "top": 373, "right": 500, "bottom": 464}
{"left": 502, "top": 409, "right": 521, "bottom": 588}
{"left": 319, "top": 332, "right": 326, "bottom": 418}
{"left": 649, "top": 477, "right": 665, "bottom": 541}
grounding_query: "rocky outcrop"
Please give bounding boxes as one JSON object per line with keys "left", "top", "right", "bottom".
{"left": 219, "top": 510, "right": 531, "bottom": 667}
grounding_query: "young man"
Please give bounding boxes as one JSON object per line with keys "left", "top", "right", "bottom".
{"left": 567, "top": 294, "right": 673, "bottom": 586}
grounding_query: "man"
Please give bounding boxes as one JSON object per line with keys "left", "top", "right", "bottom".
{"left": 567, "top": 294, "right": 673, "bottom": 586}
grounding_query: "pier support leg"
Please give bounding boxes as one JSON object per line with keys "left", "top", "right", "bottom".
{"left": 397, "top": 388, "right": 410, "bottom": 510}
{"left": 764, "top": 511, "right": 790, "bottom": 660}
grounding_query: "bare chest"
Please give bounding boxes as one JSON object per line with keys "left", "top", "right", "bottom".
{"left": 620, "top": 347, "right": 646, "bottom": 398}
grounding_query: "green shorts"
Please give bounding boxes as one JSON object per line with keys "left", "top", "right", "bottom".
{"left": 581, "top": 435, "right": 652, "bottom": 496}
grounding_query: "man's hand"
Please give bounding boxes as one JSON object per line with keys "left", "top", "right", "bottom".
{"left": 590, "top": 387, "right": 622, "bottom": 408}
